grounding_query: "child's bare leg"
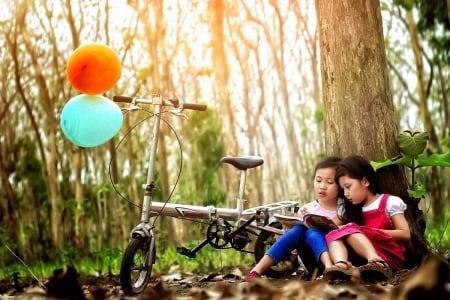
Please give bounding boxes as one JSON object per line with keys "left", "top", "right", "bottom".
{"left": 346, "top": 233, "right": 383, "bottom": 261}
{"left": 250, "top": 254, "right": 275, "bottom": 274}
{"left": 328, "top": 239, "right": 351, "bottom": 269}
{"left": 319, "top": 251, "right": 333, "bottom": 269}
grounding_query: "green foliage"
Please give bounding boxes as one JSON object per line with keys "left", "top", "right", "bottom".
{"left": 314, "top": 106, "right": 324, "bottom": 124}
{"left": 0, "top": 246, "right": 125, "bottom": 280}
{"left": 393, "top": 0, "right": 450, "bottom": 62}
{"left": 0, "top": 228, "right": 15, "bottom": 268}
{"left": 12, "top": 136, "right": 48, "bottom": 207}
{"left": 177, "top": 108, "right": 226, "bottom": 207}
{"left": 425, "top": 211, "right": 450, "bottom": 254}
{"left": 371, "top": 131, "right": 450, "bottom": 199}
{"left": 0, "top": 244, "right": 253, "bottom": 280}
{"left": 409, "top": 0, "right": 450, "bottom": 63}
{"left": 89, "top": 248, "right": 122, "bottom": 275}
{"left": 397, "top": 131, "right": 429, "bottom": 156}
{"left": 5, "top": 136, "right": 52, "bottom": 263}
{"left": 56, "top": 247, "right": 83, "bottom": 266}
{"left": 152, "top": 243, "right": 253, "bottom": 275}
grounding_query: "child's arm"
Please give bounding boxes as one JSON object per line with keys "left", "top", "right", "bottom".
{"left": 379, "top": 213, "right": 410, "bottom": 242}
{"left": 332, "top": 215, "right": 345, "bottom": 226}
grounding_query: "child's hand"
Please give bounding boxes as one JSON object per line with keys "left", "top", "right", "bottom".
{"left": 298, "top": 208, "right": 308, "bottom": 218}
{"left": 283, "top": 224, "right": 293, "bottom": 231}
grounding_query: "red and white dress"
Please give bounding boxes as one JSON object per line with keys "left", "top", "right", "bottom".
{"left": 325, "top": 194, "right": 407, "bottom": 270}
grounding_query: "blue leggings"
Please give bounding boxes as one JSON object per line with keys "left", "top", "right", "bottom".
{"left": 266, "top": 224, "right": 328, "bottom": 264}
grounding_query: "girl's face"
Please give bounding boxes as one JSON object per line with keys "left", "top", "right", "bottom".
{"left": 313, "top": 167, "right": 340, "bottom": 202}
{"left": 338, "top": 175, "right": 369, "bottom": 205}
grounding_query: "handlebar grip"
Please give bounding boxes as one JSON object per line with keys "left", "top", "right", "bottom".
{"left": 183, "top": 103, "right": 207, "bottom": 111}
{"left": 113, "top": 96, "right": 134, "bottom": 103}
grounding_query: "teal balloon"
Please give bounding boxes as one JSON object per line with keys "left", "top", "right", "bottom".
{"left": 61, "top": 94, "right": 123, "bottom": 147}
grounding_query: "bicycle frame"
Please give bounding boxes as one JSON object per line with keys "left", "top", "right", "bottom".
{"left": 114, "top": 95, "right": 297, "bottom": 240}
{"left": 114, "top": 94, "right": 299, "bottom": 295}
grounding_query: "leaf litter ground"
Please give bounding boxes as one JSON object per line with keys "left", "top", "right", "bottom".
{"left": 0, "top": 254, "right": 449, "bottom": 299}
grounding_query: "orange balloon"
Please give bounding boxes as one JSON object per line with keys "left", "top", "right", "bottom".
{"left": 66, "top": 43, "right": 121, "bottom": 95}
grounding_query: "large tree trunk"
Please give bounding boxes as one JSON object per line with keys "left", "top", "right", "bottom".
{"left": 315, "top": 0, "right": 429, "bottom": 269}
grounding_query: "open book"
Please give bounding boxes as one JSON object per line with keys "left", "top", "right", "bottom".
{"left": 274, "top": 213, "right": 338, "bottom": 233}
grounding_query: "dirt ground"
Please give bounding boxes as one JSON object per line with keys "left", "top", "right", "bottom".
{"left": 1, "top": 255, "right": 449, "bottom": 299}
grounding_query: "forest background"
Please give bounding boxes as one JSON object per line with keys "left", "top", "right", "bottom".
{"left": 0, "top": 0, "right": 449, "bottom": 278}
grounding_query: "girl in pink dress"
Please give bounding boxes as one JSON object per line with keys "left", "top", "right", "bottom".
{"left": 244, "top": 156, "right": 342, "bottom": 282}
{"left": 324, "top": 155, "right": 410, "bottom": 280}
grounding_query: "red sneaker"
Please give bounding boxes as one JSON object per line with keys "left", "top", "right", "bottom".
{"left": 243, "top": 270, "right": 261, "bottom": 282}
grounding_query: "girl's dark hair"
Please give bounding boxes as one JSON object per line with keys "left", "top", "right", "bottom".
{"left": 336, "top": 155, "right": 382, "bottom": 225}
{"left": 313, "top": 156, "right": 342, "bottom": 176}
{"left": 313, "top": 156, "right": 344, "bottom": 199}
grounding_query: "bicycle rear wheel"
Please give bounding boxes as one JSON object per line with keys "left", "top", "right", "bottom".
{"left": 120, "top": 236, "right": 155, "bottom": 295}
{"left": 254, "top": 221, "right": 298, "bottom": 278}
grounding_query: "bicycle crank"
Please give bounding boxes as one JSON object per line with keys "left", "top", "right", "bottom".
{"left": 206, "top": 220, "right": 233, "bottom": 249}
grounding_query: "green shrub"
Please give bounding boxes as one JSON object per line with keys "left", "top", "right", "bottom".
{"left": 153, "top": 243, "right": 254, "bottom": 275}
{"left": 425, "top": 211, "right": 450, "bottom": 255}
{"left": 0, "top": 243, "right": 254, "bottom": 281}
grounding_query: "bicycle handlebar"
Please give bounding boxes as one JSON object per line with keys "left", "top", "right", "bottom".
{"left": 181, "top": 102, "right": 207, "bottom": 111}
{"left": 113, "top": 95, "right": 136, "bottom": 103}
{"left": 113, "top": 95, "right": 207, "bottom": 111}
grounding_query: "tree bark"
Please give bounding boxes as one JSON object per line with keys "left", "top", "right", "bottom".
{"left": 316, "top": 0, "right": 429, "bottom": 268}
{"left": 437, "top": 64, "right": 450, "bottom": 209}
{"left": 0, "top": 136, "right": 20, "bottom": 251}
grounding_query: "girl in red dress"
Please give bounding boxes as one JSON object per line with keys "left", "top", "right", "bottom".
{"left": 324, "top": 155, "right": 410, "bottom": 280}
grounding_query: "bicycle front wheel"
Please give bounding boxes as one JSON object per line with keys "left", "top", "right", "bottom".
{"left": 120, "top": 236, "right": 155, "bottom": 295}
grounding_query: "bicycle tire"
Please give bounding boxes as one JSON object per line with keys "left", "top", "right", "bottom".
{"left": 254, "top": 221, "right": 298, "bottom": 278}
{"left": 120, "top": 236, "right": 155, "bottom": 295}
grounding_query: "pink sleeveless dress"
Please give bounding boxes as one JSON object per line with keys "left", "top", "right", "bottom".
{"left": 325, "top": 194, "right": 405, "bottom": 270}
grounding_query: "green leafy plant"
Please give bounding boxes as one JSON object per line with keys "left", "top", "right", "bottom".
{"left": 152, "top": 243, "right": 253, "bottom": 275}
{"left": 370, "top": 131, "right": 450, "bottom": 199}
{"left": 425, "top": 211, "right": 450, "bottom": 253}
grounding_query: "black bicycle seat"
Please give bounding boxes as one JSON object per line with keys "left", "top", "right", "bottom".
{"left": 220, "top": 156, "right": 264, "bottom": 170}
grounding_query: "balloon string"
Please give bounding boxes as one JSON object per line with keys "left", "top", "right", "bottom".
{"left": 5, "top": 244, "right": 46, "bottom": 290}
{"left": 109, "top": 108, "right": 184, "bottom": 221}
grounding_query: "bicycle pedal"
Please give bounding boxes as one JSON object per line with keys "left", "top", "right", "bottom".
{"left": 176, "top": 246, "right": 196, "bottom": 258}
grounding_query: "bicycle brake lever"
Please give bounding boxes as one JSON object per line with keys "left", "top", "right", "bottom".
{"left": 121, "top": 105, "right": 140, "bottom": 112}
{"left": 169, "top": 108, "right": 188, "bottom": 119}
